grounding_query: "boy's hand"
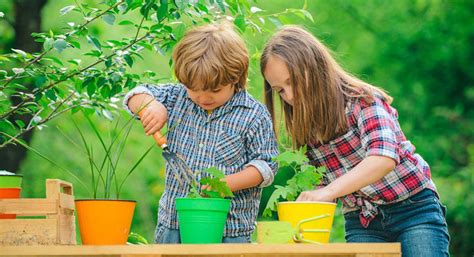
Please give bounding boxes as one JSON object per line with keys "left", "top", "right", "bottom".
{"left": 128, "top": 94, "right": 168, "bottom": 136}
{"left": 139, "top": 100, "right": 168, "bottom": 136}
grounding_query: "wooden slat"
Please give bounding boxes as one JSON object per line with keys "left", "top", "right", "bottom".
{"left": 0, "top": 199, "right": 57, "bottom": 215}
{"left": 0, "top": 243, "right": 401, "bottom": 256}
{"left": 59, "top": 193, "right": 75, "bottom": 211}
{"left": 0, "top": 219, "right": 57, "bottom": 246}
{"left": 58, "top": 214, "right": 76, "bottom": 245}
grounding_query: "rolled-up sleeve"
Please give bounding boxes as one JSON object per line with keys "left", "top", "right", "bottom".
{"left": 357, "top": 99, "right": 400, "bottom": 165}
{"left": 244, "top": 107, "right": 279, "bottom": 187}
{"left": 123, "top": 83, "right": 182, "bottom": 117}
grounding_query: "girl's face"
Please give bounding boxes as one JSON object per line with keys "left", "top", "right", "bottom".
{"left": 264, "top": 55, "right": 294, "bottom": 106}
{"left": 185, "top": 83, "right": 235, "bottom": 111}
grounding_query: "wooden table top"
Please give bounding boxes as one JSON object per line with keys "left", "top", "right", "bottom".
{"left": 0, "top": 243, "right": 401, "bottom": 257}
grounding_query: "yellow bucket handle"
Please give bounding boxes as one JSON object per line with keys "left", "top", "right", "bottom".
{"left": 293, "top": 214, "right": 332, "bottom": 244}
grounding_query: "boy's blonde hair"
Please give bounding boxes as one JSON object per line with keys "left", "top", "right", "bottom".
{"left": 173, "top": 23, "right": 249, "bottom": 91}
{"left": 261, "top": 26, "right": 393, "bottom": 147}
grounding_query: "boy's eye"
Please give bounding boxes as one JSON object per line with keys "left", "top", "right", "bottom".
{"left": 211, "top": 88, "right": 222, "bottom": 93}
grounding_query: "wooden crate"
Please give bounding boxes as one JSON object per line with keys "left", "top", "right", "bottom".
{"left": 0, "top": 179, "right": 76, "bottom": 246}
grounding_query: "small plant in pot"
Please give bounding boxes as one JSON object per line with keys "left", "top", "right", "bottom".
{"left": 258, "top": 146, "right": 336, "bottom": 244}
{"left": 174, "top": 166, "right": 234, "bottom": 244}
{"left": 11, "top": 111, "right": 154, "bottom": 245}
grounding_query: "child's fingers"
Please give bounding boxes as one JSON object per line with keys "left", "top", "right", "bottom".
{"left": 141, "top": 111, "right": 153, "bottom": 126}
{"left": 144, "top": 118, "right": 158, "bottom": 134}
{"left": 147, "top": 119, "right": 166, "bottom": 135}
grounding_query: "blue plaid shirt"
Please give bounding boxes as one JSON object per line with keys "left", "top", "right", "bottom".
{"left": 124, "top": 84, "right": 279, "bottom": 237}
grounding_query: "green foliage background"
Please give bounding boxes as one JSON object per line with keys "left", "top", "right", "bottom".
{"left": 1, "top": 0, "right": 472, "bottom": 256}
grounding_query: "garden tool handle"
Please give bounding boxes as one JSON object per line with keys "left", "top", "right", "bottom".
{"left": 152, "top": 131, "right": 167, "bottom": 148}
{"left": 138, "top": 110, "right": 167, "bottom": 148}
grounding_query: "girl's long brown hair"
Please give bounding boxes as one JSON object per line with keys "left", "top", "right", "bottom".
{"left": 261, "top": 26, "right": 392, "bottom": 147}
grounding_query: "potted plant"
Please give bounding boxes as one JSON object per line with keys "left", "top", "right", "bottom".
{"left": 174, "top": 166, "right": 234, "bottom": 244}
{"left": 258, "top": 146, "right": 336, "bottom": 244}
{"left": 9, "top": 111, "right": 154, "bottom": 245}
{"left": 0, "top": 170, "right": 23, "bottom": 219}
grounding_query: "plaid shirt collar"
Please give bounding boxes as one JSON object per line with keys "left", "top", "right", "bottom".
{"left": 185, "top": 88, "right": 254, "bottom": 120}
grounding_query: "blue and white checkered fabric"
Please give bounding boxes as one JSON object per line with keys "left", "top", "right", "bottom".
{"left": 124, "top": 83, "right": 279, "bottom": 237}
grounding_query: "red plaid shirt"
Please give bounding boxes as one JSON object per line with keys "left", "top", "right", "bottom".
{"left": 307, "top": 96, "right": 436, "bottom": 227}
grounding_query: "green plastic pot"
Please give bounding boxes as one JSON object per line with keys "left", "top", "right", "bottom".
{"left": 176, "top": 198, "right": 231, "bottom": 244}
{"left": 0, "top": 175, "right": 23, "bottom": 188}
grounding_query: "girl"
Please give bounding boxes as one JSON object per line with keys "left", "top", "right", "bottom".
{"left": 261, "top": 26, "right": 450, "bottom": 256}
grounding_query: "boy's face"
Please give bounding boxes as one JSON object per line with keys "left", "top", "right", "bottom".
{"left": 185, "top": 83, "right": 235, "bottom": 111}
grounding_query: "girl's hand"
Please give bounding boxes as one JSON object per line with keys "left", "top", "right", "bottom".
{"left": 296, "top": 188, "right": 335, "bottom": 203}
{"left": 138, "top": 100, "right": 168, "bottom": 136}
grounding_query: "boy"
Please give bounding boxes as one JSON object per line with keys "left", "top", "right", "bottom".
{"left": 124, "top": 23, "right": 278, "bottom": 243}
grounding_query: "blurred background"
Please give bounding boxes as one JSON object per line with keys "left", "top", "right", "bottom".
{"left": 0, "top": 0, "right": 472, "bottom": 256}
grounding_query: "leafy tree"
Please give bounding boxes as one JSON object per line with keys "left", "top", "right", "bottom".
{"left": 0, "top": 0, "right": 313, "bottom": 167}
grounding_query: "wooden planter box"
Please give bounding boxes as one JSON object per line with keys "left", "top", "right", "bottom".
{"left": 0, "top": 179, "right": 76, "bottom": 246}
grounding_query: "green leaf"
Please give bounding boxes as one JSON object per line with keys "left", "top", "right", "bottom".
{"left": 87, "top": 81, "right": 96, "bottom": 97}
{"left": 53, "top": 39, "right": 69, "bottom": 53}
{"left": 84, "top": 50, "right": 102, "bottom": 58}
{"left": 15, "top": 120, "right": 25, "bottom": 129}
{"left": 268, "top": 16, "right": 282, "bottom": 27}
{"left": 174, "top": 0, "right": 187, "bottom": 9}
{"left": 59, "top": 5, "right": 76, "bottom": 16}
{"left": 45, "top": 88, "right": 57, "bottom": 101}
{"left": 102, "top": 109, "right": 114, "bottom": 121}
{"left": 156, "top": 0, "right": 168, "bottom": 21}
{"left": 102, "top": 13, "right": 116, "bottom": 25}
{"left": 234, "top": 15, "right": 246, "bottom": 32}
{"left": 67, "top": 59, "right": 82, "bottom": 66}
{"left": 69, "top": 40, "right": 81, "bottom": 49}
{"left": 0, "top": 70, "right": 7, "bottom": 79}
{"left": 273, "top": 147, "right": 308, "bottom": 166}
{"left": 124, "top": 54, "right": 133, "bottom": 67}
{"left": 173, "top": 23, "right": 186, "bottom": 41}
{"left": 100, "top": 85, "right": 111, "bottom": 98}
{"left": 291, "top": 9, "right": 314, "bottom": 23}
{"left": 43, "top": 56, "right": 64, "bottom": 65}
{"left": 12, "top": 68, "right": 24, "bottom": 74}
{"left": 199, "top": 167, "right": 234, "bottom": 198}
{"left": 127, "top": 232, "right": 149, "bottom": 245}
{"left": 203, "top": 167, "right": 225, "bottom": 179}
{"left": 11, "top": 49, "right": 27, "bottom": 58}
{"left": 118, "top": 20, "right": 134, "bottom": 25}
{"left": 250, "top": 7, "right": 262, "bottom": 13}
{"left": 0, "top": 119, "right": 17, "bottom": 136}
{"left": 263, "top": 185, "right": 295, "bottom": 217}
{"left": 86, "top": 35, "right": 101, "bottom": 51}
{"left": 140, "top": 0, "right": 154, "bottom": 18}
{"left": 35, "top": 75, "right": 47, "bottom": 87}
{"left": 216, "top": 0, "right": 225, "bottom": 12}
{"left": 43, "top": 38, "right": 54, "bottom": 51}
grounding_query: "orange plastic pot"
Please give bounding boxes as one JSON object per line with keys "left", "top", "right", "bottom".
{"left": 0, "top": 188, "right": 21, "bottom": 219}
{"left": 75, "top": 199, "right": 136, "bottom": 245}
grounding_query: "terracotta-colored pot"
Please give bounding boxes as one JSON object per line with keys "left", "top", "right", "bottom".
{"left": 75, "top": 199, "right": 136, "bottom": 245}
{"left": 0, "top": 187, "right": 21, "bottom": 219}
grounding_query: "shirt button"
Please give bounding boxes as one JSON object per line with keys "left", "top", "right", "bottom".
{"left": 199, "top": 143, "right": 204, "bottom": 148}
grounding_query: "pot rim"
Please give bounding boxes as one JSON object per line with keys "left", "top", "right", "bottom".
{"left": 278, "top": 201, "right": 337, "bottom": 206}
{"left": 0, "top": 175, "right": 23, "bottom": 178}
{"left": 75, "top": 199, "right": 136, "bottom": 203}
